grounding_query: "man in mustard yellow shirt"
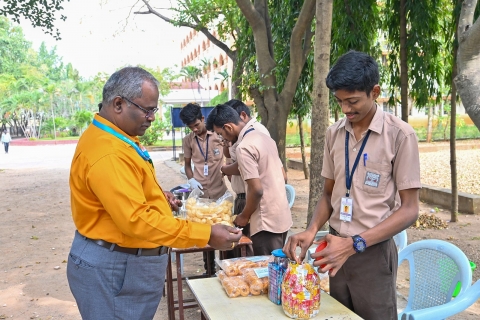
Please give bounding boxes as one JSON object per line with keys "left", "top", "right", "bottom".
{"left": 67, "top": 66, "right": 241, "bottom": 319}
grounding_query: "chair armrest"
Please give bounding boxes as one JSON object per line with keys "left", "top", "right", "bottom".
{"left": 407, "top": 280, "right": 480, "bottom": 320}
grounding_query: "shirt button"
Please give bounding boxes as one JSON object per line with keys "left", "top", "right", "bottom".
{"left": 353, "top": 148, "right": 357, "bottom": 152}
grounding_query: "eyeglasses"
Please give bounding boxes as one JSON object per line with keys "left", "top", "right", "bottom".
{"left": 121, "top": 96, "right": 158, "bottom": 119}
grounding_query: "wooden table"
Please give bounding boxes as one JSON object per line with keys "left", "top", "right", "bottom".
{"left": 165, "top": 235, "right": 253, "bottom": 320}
{"left": 186, "top": 277, "right": 363, "bottom": 320}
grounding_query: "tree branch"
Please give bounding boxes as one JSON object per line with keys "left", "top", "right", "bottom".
{"left": 249, "top": 87, "right": 268, "bottom": 124}
{"left": 136, "top": 0, "right": 235, "bottom": 59}
{"left": 279, "top": 0, "right": 316, "bottom": 105}
{"left": 458, "top": 0, "right": 480, "bottom": 55}
{"left": 236, "top": 0, "right": 276, "bottom": 72}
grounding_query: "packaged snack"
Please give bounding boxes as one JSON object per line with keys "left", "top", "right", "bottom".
{"left": 268, "top": 249, "right": 288, "bottom": 305}
{"left": 219, "top": 256, "right": 271, "bottom": 277}
{"left": 217, "top": 256, "right": 271, "bottom": 298}
{"left": 242, "top": 268, "right": 269, "bottom": 295}
{"left": 219, "top": 276, "right": 250, "bottom": 298}
{"left": 281, "top": 262, "right": 321, "bottom": 319}
{"left": 185, "top": 189, "right": 234, "bottom": 226}
{"left": 318, "top": 272, "right": 330, "bottom": 293}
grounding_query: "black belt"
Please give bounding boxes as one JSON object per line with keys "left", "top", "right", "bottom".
{"left": 86, "top": 238, "right": 168, "bottom": 256}
{"left": 329, "top": 226, "right": 342, "bottom": 237}
{"left": 236, "top": 193, "right": 246, "bottom": 199}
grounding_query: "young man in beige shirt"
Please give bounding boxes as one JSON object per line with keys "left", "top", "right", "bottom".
{"left": 207, "top": 104, "right": 292, "bottom": 255}
{"left": 180, "top": 103, "right": 227, "bottom": 274}
{"left": 283, "top": 51, "right": 421, "bottom": 320}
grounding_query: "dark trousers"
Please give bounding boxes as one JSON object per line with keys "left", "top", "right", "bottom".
{"left": 3, "top": 142, "right": 8, "bottom": 153}
{"left": 251, "top": 230, "right": 288, "bottom": 256}
{"left": 329, "top": 231, "right": 398, "bottom": 320}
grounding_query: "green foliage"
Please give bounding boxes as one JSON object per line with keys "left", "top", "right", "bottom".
{"left": 0, "top": 0, "right": 68, "bottom": 40}
{"left": 383, "top": 0, "right": 448, "bottom": 109}
{"left": 209, "top": 90, "right": 229, "bottom": 105}
{"left": 139, "top": 118, "right": 170, "bottom": 146}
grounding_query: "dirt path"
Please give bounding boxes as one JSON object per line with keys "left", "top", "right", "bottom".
{"left": 0, "top": 144, "right": 479, "bottom": 319}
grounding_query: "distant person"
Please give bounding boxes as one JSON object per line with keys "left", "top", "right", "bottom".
{"left": 283, "top": 50, "right": 421, "bottom": 320}
{"left": 67, "top": 66, "right": 241, "bottom": 319}
{"left": 179, "top": 102, "right": 227, "bottom": 274}
{"left": 1, "top": 129, "right": 12, "bottom": 154}
{"left": 206, "top": 104, "right": 292, "bottom": 256}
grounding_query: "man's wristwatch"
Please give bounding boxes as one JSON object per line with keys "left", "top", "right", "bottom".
{"left": 352, "top": 235, "right": 367, "bottom": 253}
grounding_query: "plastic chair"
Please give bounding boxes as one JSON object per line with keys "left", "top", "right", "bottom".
{"left": 397, "top": 239, "right": 475, "bottom": 320}
{"left": 393, "top": 229, "right": 408, "bottom": 252}
{"left": 285, "top": 184, "right": 295, "bottom": 208}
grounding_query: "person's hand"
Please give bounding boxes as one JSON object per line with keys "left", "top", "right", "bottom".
{"left": 310, "top": 234, "right": 355, "bottom": 277}
{"left": 188, "top": 178, "right": 203, "bottom": 190}
{"left": 164, "top": 191, "right": 181, "bottom": 212}
{"left": 283, "top": 229, "right": 316, "bottom": 264}
{"left": 208, "top": 224, "right": 242, "bottom": 250}
{"left": 233, "top": 213, "right": 249, "bottom": 228}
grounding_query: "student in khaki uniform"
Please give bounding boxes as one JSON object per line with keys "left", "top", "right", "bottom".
{"left": 283, "top": 51, "right": 421, "bottom": 320}
{"left": 180, "top": 103, "right": 227, "bottom": 273}
{"left": 206, "top": 104, "right": 292, "bottom": 256}
{"left": 221, "top": 99, "right": 277, "bottom": 257}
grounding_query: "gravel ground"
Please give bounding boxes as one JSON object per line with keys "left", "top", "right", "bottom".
{"left": 420, "top": 148, "right": 480, "bottom": 195}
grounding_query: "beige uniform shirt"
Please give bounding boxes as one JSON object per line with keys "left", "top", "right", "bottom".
{"left": 236, "top": 125, "right": 292, "bottom": 236}
{"left": 228, "top": 119, "right": 270, "bottom": 194}
{"left": 321, "top": 107, "right": 421, "bottom": 237}
{"left": 183, "top": 131, "right": 227, "bottom": 199}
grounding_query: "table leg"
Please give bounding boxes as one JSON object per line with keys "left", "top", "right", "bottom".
{"left": 201, "top": 310, "right": 207, "bottom": 320}
{"left": 166, "top": 251, "right": 175, "bottom": 320}
{"left": 241, "top": 245, "right": 246, "bottom": 257}
{"left": 176, "top": 252, "right": 184, "bottom": 320}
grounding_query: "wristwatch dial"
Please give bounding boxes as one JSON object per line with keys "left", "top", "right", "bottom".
{"left": 352, "top": 235, "right": 367, "bottom": 253}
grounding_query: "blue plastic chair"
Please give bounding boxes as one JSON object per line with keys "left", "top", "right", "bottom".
{"left": 285, "top": 184, "right": 295, "bottom": 208}
{"left": 397, "top": 239, "right": 475, "bottom": 320}
{"left": 393, "top": 229, "right": 408, "bottom": 252}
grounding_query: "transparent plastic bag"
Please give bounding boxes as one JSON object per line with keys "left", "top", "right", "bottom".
{"left": 184, "top": 190, "right": 234, "bottom": 225}
{"left": 218, "top": 256, "right": 271, "bottom": 277}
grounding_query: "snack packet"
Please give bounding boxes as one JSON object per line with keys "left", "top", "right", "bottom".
{"left": 185, "top": 189, "right": 234, "bottom": 226}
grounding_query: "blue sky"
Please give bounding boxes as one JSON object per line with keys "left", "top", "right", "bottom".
{"left": 18, "top": 0, "right": 186, "bottom": 78}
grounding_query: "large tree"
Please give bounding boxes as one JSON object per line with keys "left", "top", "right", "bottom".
{"left": 235, "top": 0, "right": 315, "bottom": 164}
{"left": 308, "top": 0, "right": 333, "bottom": 224}
{"left": 455, "top": 0, "right": 480, "bottom": 129}
{"left": 0, "top": 0, "right": 68, "bottom": 40}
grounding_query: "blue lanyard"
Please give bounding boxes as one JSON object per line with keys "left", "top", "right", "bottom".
{"left": 92, "top": 119, "right": 153, "bottom": 166}
{"left": 243, "top": 128, "right": 255, "bottom": 137}
{"left": 195, "top": 134, "right": 209, "bottom": 164}
{"left": 345, "top": 130, "right": 371, "bottom": 197}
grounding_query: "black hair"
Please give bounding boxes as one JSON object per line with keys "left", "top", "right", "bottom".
{"left": 326, "top": 50, "right": 379, "bottom": 96}
{"left": 206, "top": 104, "right": 241, "bottom": 131}
{"left": 224, "top": 99, "right": 251, "bottom": 117}
{"left": 179, "top": 103, "right": 203, "bottom": 125}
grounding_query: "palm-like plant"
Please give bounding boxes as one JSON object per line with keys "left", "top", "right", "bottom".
{"left": 180, "top": 65, "right": 202, "bottom": 102}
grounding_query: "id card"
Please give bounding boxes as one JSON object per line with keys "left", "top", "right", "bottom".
{"left": 203, "top": 164, "right": 209, "bottom": 176}
{"left": 340, "top": 197, "right": 353, "bottom": 222}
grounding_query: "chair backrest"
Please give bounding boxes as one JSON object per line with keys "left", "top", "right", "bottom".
{"left": 285, "top": 184, "right": 295, "bottom": 208}
{"left": 398, "top": 239, "right": 472, "bottom": 318}
{"left": 393, "top": 230, "right": 408, "bottom": 252}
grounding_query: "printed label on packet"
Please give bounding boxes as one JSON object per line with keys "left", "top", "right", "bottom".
{"left": 253, "top": 267, "right": 269, "bottom": 278}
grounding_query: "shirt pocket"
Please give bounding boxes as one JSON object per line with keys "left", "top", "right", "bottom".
{"left": 211, "top": 140, "right": 223, "bottom": 160}
{"left": 354, "top": 160, "right": 391, "bottom": 195}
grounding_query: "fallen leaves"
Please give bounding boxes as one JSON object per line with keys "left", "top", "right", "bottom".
{"left": 411, "top": 213, "right": 449, "bottom": 230}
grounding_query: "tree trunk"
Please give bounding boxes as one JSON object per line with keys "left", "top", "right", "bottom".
{"left": 450, "top": 1, "right": 461, "bottom": 223}
{"left": 455, "top": 0, "right": 480, "bottom": 130}
{"left": 236, "top": 0, "right": 316, "bottom": 167}
{"left": 334, "top": 108, "right": 339, "bottom": 122}
{"left": 427, "top": 105, "right": 433, "bottom": 142}
{"left": 298, "top": 114, "right": 309, "bottom": 179}
{"left": 308, "top": 0, "right": 333, "bottom": 225}
{"left": 399, "top": 0, "right": 409, "bottom": 123}
{"left": 450, "top": 67, "right": 458, "bottom": 222}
